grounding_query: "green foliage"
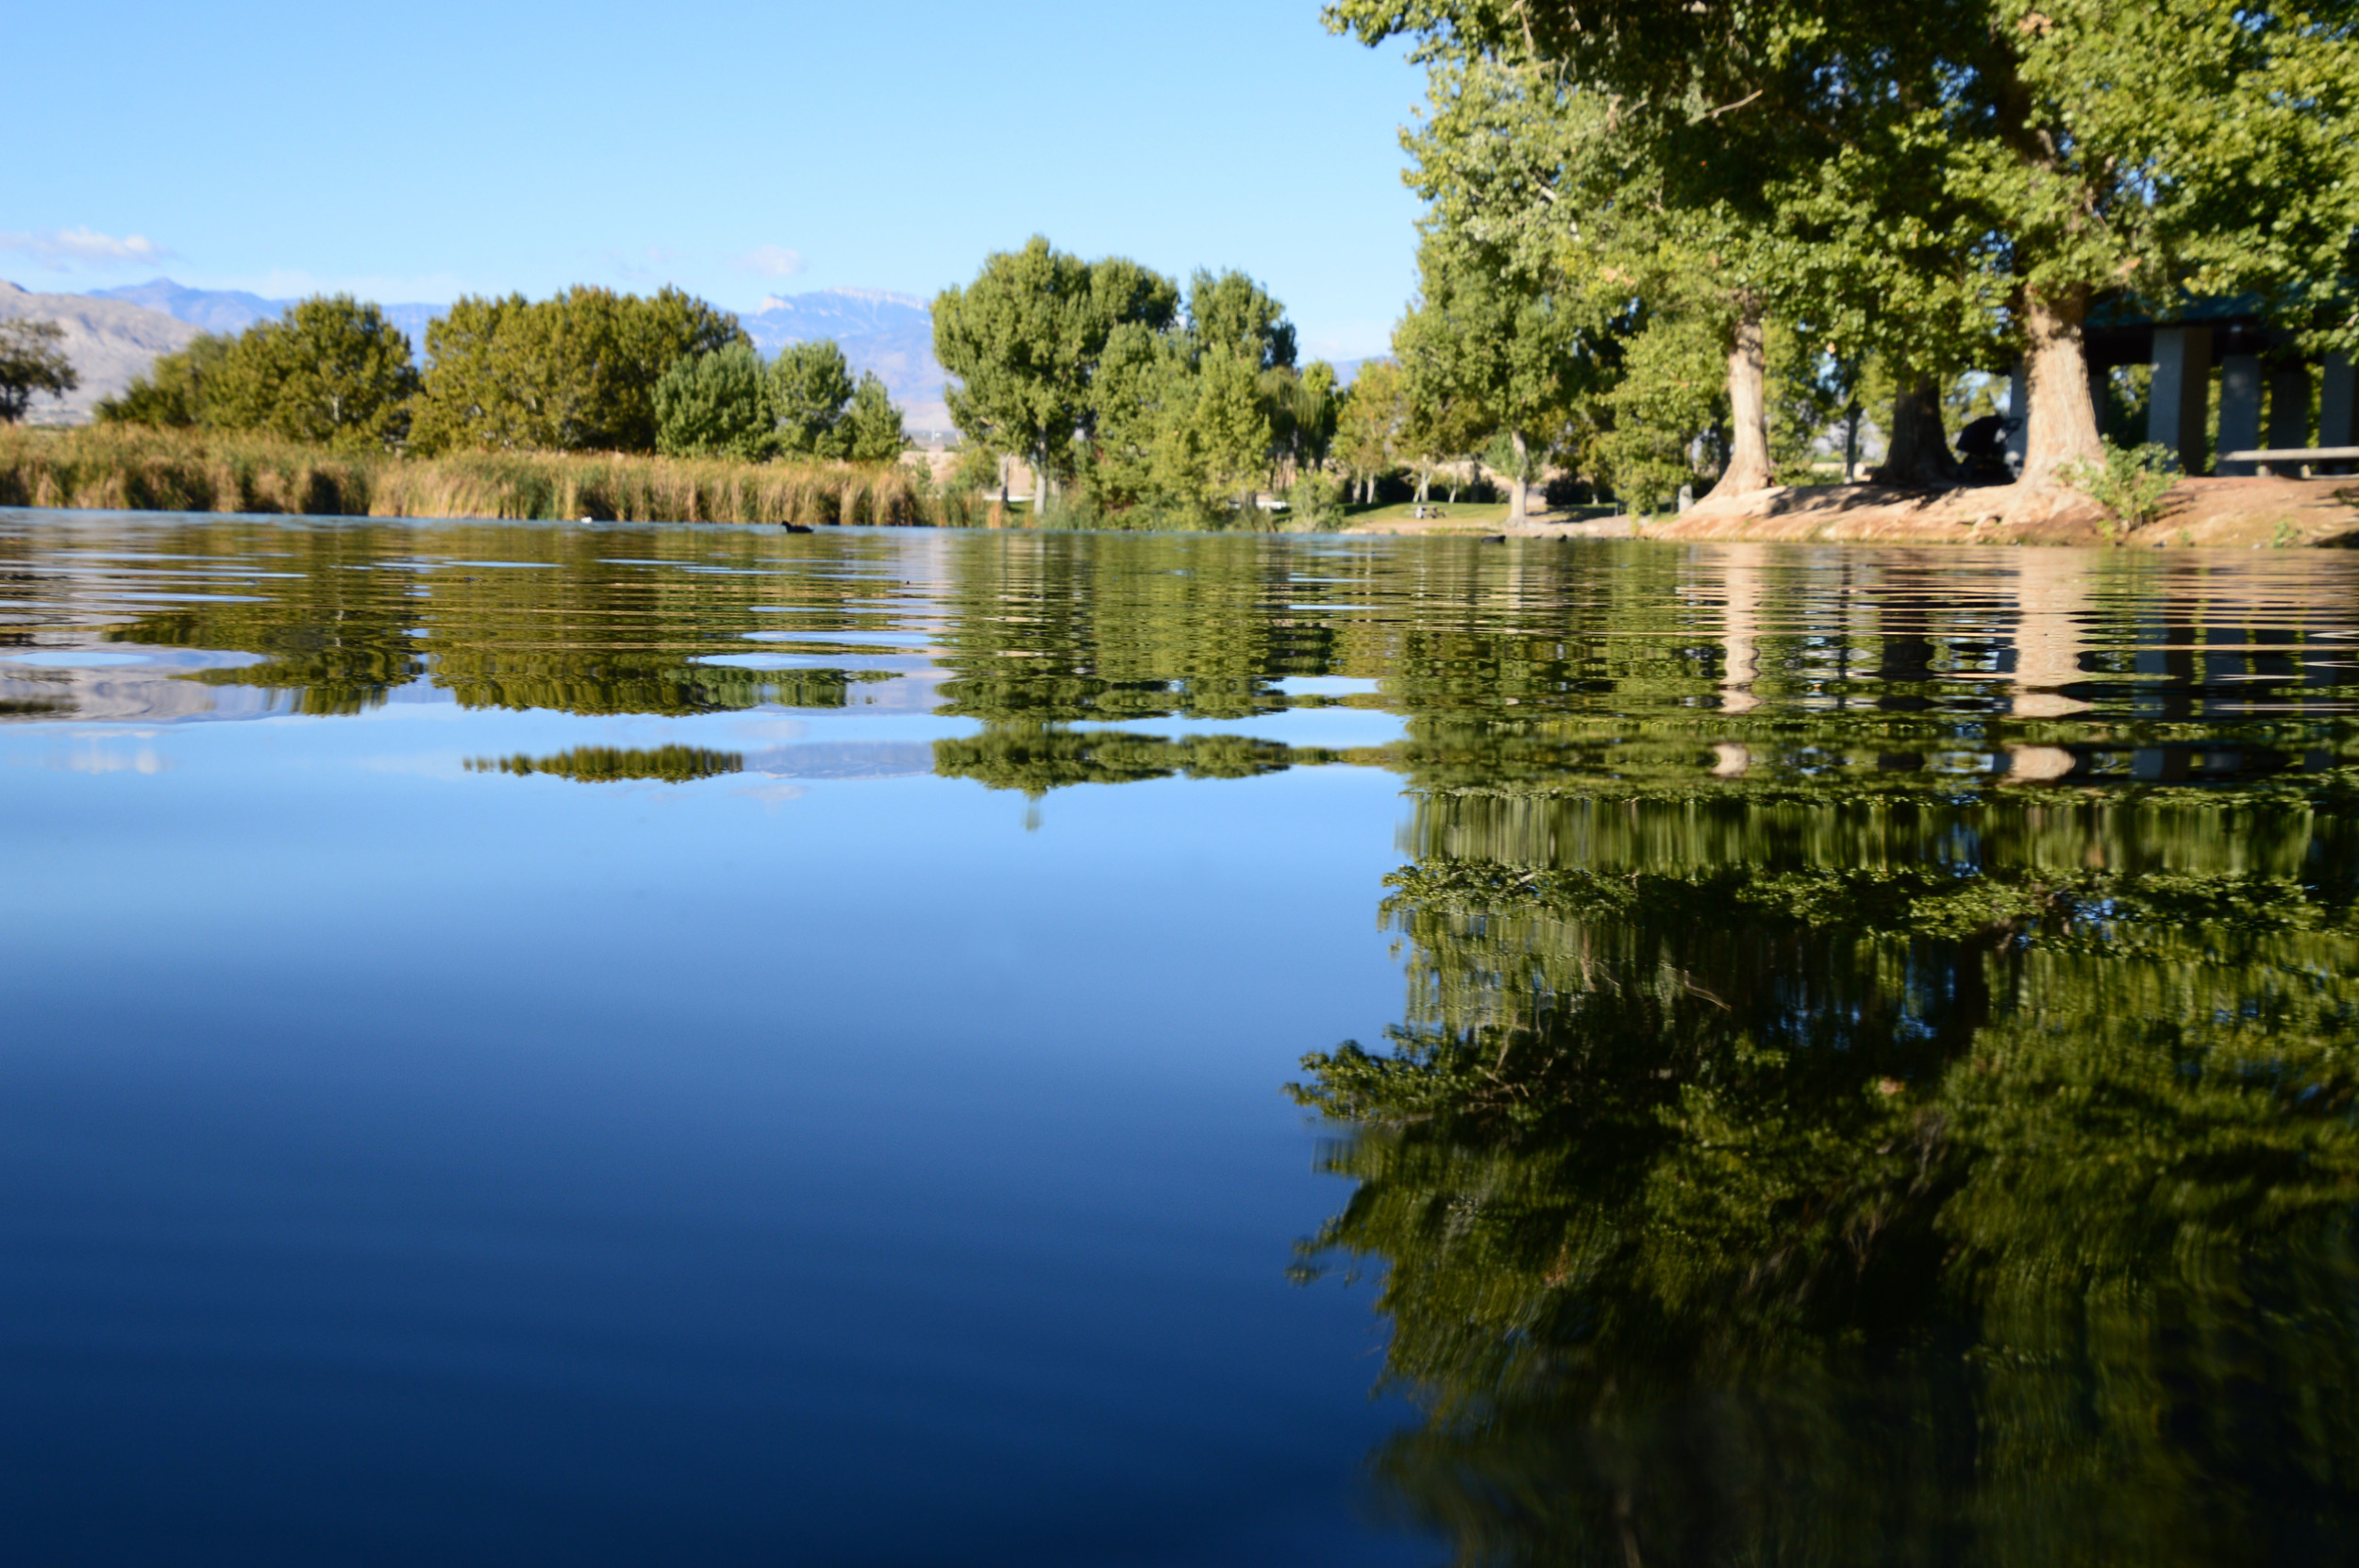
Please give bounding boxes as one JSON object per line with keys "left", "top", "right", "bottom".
{"left": 1331, "top": 358, "right": 1405, "bottom": 492}
{"left": 96, "top": 332, "right": 237, "bottom": 428}
{"left": 653, "top": 342, "right": 773, "bottom": 459}
{"left": 93, "top": 296, "right": 418, "bottom": 450}
{"left": 766, "top": 339, "right": 857, "bottom": 459}
{"left": 0, "top": 424, "right": 933, "bottom": 528}
{"left": 1395, "top": 228, "right": 1604, "bottom": 516}
{"left": 1597, "top": 308, "right": 1727, "bottom": 510}
{"left": 840, "top": 372, "right": 907, "bottom": 462}
{"left": 2066, "top": 439, "right": 2180, "bottom": 536}
{"left": 933, "top": 238, "right": 1180, "bottom": 504}
{"left": 410, "top": 285, "right": 745, "bottom": 455}
{"left": 0, "top": 318, "right": 79, "bottom": 422}
{"left": 1286, "top": 467, "right": 1347, "bottom": 529}
{"left": 1331, "top": 0, "right": 2359, "bottom": 484}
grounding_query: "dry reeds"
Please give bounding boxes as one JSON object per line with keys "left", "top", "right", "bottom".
{"left": 0, "top": 425, "right": 933, "bottom": 526}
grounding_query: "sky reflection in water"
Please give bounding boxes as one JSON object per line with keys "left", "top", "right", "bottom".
{"left": 3, "top": 510, "right": 2357, "bottom": 1565}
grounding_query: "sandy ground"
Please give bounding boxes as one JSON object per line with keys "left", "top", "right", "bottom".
{"left": 1347, "top": 475, "right": 2359, "bottom": 549}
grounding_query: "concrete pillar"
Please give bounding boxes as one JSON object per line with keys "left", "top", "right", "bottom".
{"left": 2149, "top": 325, "right": 2214, "bottom": 474}
{"left": 2322, "top": 354, "right": 2356, "bottom": 448}
{"left": 2267, "top": 364, "right": 2312, "bottom": 456}
{"left": 2217, "top": 354, "right": 2263, "bottom": 474}
{"left": 2005, "top": 359, "right": 2029, "bottom": 473}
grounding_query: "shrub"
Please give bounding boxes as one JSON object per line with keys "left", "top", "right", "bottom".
{"left": 1286, "top": 469, "right": 1347, "bottom": 529}
{"left": 2065, "top": 440, "right": 2178, "bottom": 539}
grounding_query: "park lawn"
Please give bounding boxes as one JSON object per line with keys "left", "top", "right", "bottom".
{"left": 1343, "top": 500, "right": 1513, "bottom": 529}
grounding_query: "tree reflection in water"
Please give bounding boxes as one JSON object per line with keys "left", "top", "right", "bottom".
{"left": 1296, "top": 792, "right": 2359, "bottom": 1560}
{"left": 10, "top": 514, "right": 2359, "bottom": 1559}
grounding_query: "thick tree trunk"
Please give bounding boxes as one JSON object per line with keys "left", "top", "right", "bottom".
{"left": 1032, "top": 442, "right": 1049, "bottom": 517}
{"left": 1506, "top": 430, "right": 1531, "bottom": 523}
{"left": 2018, "top": 285, "right": 2101, "bottom": 488}
{"left": 1875, "top": 374, "right": 1959, "bottom": 487}
{"left": 1704, "top": 303, "right": 1773, "bottom": 500}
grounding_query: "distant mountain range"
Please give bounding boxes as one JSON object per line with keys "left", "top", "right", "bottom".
{"left": 59, "top": 278, "right": 953, "bottom": 432}
{"left": 0, "top": 281, "right": 202, "bottom": 424}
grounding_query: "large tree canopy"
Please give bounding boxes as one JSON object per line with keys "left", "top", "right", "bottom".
{"left": 1331, "top": 0, "right": 2359, "bottom": 487}
{"left": 932, "top": 238, "right": 1180, "bottom": 514}
{"left": 410, "top": 286, "right": 744, "bottom": 455}
{"left": 98, "top": 296, "right": 417, "bottom": 449}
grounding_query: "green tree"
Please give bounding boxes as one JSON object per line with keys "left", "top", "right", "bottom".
{"left": 766, "top": 340, "right": 856, "bottom": 459}
{"left": 841, "top": 372, "right": 908, "bottom": 463}
{"left": 95, "top": 332, "right": 236, "bottom": 428}
{"left": 0, "top": 319, "right": 79, "bottom": 423}
{"left": 211, "top": 295, "right": 420, "bottom": 450}
{"left": 1333, "top": 0, "right": 2359, "bottom": 490}
{"left": 653, "top": 342, "right": 773, "bottom": 459}
{"left": 410, "top": 286, "right": 744, "bottom": 455}
{"left": 1181, "top": 349, "right": 1275, "bottom": 518}
{"left": 1396, "top": 230, "right": 1600, "bottom": 522}
{"left": 1331, "top": 358, "right": 1406, "bottom": 505}
{"left": 933, "top": 238, "right": 1180, "bottom": 516}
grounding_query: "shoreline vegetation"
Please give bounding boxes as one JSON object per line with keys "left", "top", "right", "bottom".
{"left": 0, "top": 425, "right": 938, "bottom": 527}
{"left": 6, "top": 423, "right": 2354, "bottom": 547}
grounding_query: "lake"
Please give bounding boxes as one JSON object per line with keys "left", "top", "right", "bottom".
{"left": 3, "top": 510, "right": 2356, "bottom": 1566}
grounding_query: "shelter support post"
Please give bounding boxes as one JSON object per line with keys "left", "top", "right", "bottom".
{"left": 2267, "top": 364, "right": 2312, "bottom": 452}
{"left": 2149, "top": 326, "right": 2215, "bottom": 475}
{"left": 2005, "top": 359, "right": 2029, "bottom": 474}
{"left": 2322, "top": 355, "right": 2356, "bottom": 455}
{"left": 2217, "top": 355, "right": 2263, "bottom": 475}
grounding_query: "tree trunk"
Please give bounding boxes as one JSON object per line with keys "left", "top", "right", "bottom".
{"left": 1032, "top": 442, "right": 1049, "bottom": 518}
{"left": 2018, "top": 284, "right": 2101, "bottom": 488}
{"left": 1704, "top": 302, "right": 1774, "bottom": 500}
{"left": 1875, "top": 374, "right": 1959, "bottom": 487}
{"left": 1842, "top": 401, "right": 1861, "bottom": 483}
{"left": 1506, "top": 430, "right": 1531, "bottom": 523}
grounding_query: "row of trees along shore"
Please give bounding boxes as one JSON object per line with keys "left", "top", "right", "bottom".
{"left": 92, "top": 286, "right": 907, "bottom": 463}
{"left": 1317, "top": 0, "right": 2359, "bottom": 519}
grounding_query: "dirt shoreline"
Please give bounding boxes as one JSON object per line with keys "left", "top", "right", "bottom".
{"left": 1347, "top": 475, "right": 2359, "bottom": 549}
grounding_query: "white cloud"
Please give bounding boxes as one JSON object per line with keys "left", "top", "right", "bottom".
{"left": 734, "top": 244, "right": 806, "bottom": 279}
{"left": 0, "top": 225, "right": 174, "bottom": 270}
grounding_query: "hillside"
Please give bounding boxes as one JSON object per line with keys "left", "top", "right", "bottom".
{"left": 0, "top": 282, "right": 200, "bottom": 425}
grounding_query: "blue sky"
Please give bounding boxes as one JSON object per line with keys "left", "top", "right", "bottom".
{"left": 8, "top": 0, "right": 1427, "bottom": 360}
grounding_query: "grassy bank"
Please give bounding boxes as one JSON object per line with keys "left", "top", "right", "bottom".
{"left": 0, "top": 425, "right": 945, "bottom": 526}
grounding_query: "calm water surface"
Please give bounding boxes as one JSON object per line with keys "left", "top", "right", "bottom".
{"left": 4, "top": 510, "right": 2357, "bottom": 1565}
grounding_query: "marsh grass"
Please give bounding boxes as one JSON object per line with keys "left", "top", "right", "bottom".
{"left": 0, "top": 426, "right": 930, "bottom": 526}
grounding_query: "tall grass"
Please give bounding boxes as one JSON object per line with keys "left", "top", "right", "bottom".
{"left": 0, "top": 426, "right": 931, "bottom": 526}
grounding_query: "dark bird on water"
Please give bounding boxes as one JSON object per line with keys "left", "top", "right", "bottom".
{"left": 781, "top": 523, "right": 814, "bottom": 534}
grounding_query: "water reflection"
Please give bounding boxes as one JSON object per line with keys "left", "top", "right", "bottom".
{"left": 7, "top": 510, "right": 2359, "bottom": 1560}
